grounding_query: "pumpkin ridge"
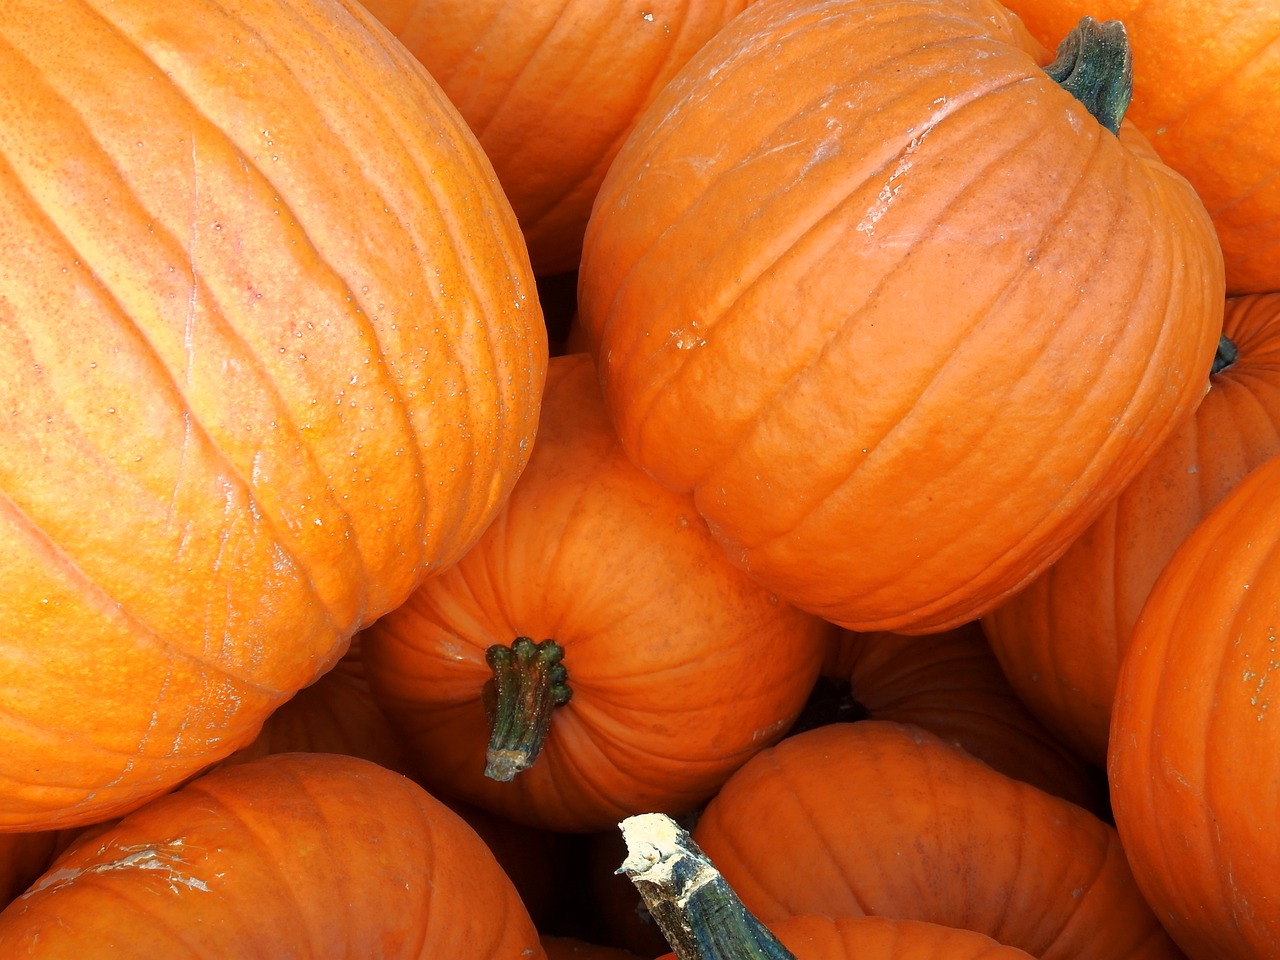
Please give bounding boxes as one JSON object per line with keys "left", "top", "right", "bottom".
{"left": 0, "top": 485, "right": 295, "bottom": 707}
{"left": 702, "top": 97, "right": 1092, "bottom": 559}
{"left": 625, "top": 69, "right": 1047, "bottom": 490}
{"left": 469, "top": 10, "right": 565, "bottom": 144}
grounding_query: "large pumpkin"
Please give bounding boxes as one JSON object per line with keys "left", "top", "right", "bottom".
{"left": 577, "top": 0, "right": 1224, "bottom": 632}
{"left": 1110, "top": 449, "right": 1280, "bottom": 959}
{"left": 362, "top": 353, "right": 828, "bottom": 831}
{"left": 0, "top": 0, "right": 546, "bottom": 829}
{"left": 360, "top": 0, "right": 753, "bottom": 275}
{"left": 985, "top": 292, "right": 1280, "bottom": 763}
{"left": 996, "top": 0, "right": 1280, "bottom": 294}
{"left": 0, "top": 753, "right": 547, "bottom": 957}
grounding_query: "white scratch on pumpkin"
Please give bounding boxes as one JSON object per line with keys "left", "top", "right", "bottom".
{"left": 856, "top": 132, "right": 927, "bottom": 236}
{"left": 22, "top": 841, "right": 210, "bottom": 899}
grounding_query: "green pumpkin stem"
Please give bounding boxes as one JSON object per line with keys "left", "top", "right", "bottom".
{"left": 1044, "top": 16, "right": 1132, "bottom": 135}
{"left": 1212, "top": 333, "right": 1239, "bottom": 376}
{"left": 618, "top": 813, "right": 798, "bottom": 960}
{"left": 481, "top": 637, "right": 572, "bottom": 782}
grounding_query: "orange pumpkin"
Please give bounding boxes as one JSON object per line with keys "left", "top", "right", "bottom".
{"left": 577, "top": 0, "right": 1224, "bottom": 633}
{"left": 997, "top": 0, "right": 1280, "bottom": 294}
{"left": 361, "top": 353, "right": 828, "bottom": 831}
{"left": 0, "top": 753, "right": 546, "bottom": 957}
{"left": 985, "top": 292, "right": 1280, "bottom": 763}
{"left": 0, "top": 0, "right": 545, "bottom": 829}
{"left": 361, "top": 0, "right": 753, "bottom": 275}
{"left": 814, "top": 623, "right": 1105, "bottom": 813}
{"left": 1110, "top": 449, "right": 1280, "bottom": 958}
{"left": 692, "top": 722, "right": 1182, "bottom": 959}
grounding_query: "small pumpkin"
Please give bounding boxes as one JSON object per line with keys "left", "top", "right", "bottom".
{"left": 985, "top": 292, "right": 1280, "bottom": 763}
{"left": 0, "top": 0, "right": 545, "bottom": 829}
{"left": 361, "top": 353, "right": 828, "bottom": 831}
{"left": 1110, "top": 448, "right": 1280, "bottom": 959}
{"left": 692, "top": 721, "right": 1182, "bottom": 959}
{"left": 361, "top": 0, "right": 753, "bottom": 275}
{"left": 996, "top": 0, "right": 1280, "bottom": 294}
{"left": 577, "top": 0, "right": 1224, "bottom": 633}
{"left": 0, "top": 753, "right": 546, "bottom": 957}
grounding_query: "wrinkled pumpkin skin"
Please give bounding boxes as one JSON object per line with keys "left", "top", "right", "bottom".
{"left": 360, "top": 0, "right": 752, "bottom": 276}
{"left": 0, "top": 754, "right": 547, "bottom": 958}
{"left": 577, "top": 0, "right": 1224, "bottom": 634}
{"left": 0, "top": 0, "right": 545, "bottom": 829}
{"left": 998, "top": 0, "right": 1280, "bottom": 294}
{"left": 986, "top": 292, "right": 1280, "bottom": 764}
{"left": 1111, "top": 450, "right": 1280, "bottom": 960}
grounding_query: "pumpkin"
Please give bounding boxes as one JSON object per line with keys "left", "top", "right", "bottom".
{"left": 0, "top": 753, "right": 546, "bottom": 957}
{"left": 361, "top": 353, "right": 829, "bottom": 832}
{"left": 1110, "top": 448, "right": 1280, "bottom": 959}
{"left": 0, "top": 0, "right": 545, "bottom": 829}
{"left": 0, "top": 831, "right": 80, "bottom": 911}
{"left": 360, "top": 0, "right": 753, "bottom": 276}
{"left": 576, "top": 0, "right": 1225, "bottom": 633}
{"left": 618, "top": 812, "right": 1039, "bottom": 960}
{"left": 985, "top": 292, "right": 1280, "bottom": 764}
{"left": 691, "top": 721, "right": 1182, "bottom": 959}
{"left": 811, "top": 623, "right": 1106, "bottom": 813}
{"left": 995, "top": 0, "right": 1280, "bottom": 294}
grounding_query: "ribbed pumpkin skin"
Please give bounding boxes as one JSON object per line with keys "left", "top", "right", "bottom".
{"left": 362, "top": 353, "right": 828, "bottom": 832}
{"left": 693, "top": 722, "right": 1182, "bottom": 960}
{"left": 0, "top": 0, "right": 546, "bottom": 829}
{"left": 1110, "top": 451, "right": 1280, "bottom": 959}
{"left": 997, "top": 0, "right": 1280, "bottom": 294}
{"left": 0, "top": 754, "right": 546, "bottom": 958}
{"left": 361, "top": 0, "right": 751, "bottom": 276}
{"left": 577, "top": 0, "right": 1224, "bottom": 633}
{"left": 659, "top": 916, "right": 1037, "bottom": 960}
{"left": 823, "top": 624, "right": 1105, "bottom": 813}
{"left": 985, "top": 292, "right": 1280, "bottom": 764}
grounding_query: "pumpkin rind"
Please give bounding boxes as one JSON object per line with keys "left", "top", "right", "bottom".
{"left": 985, "top": 292, "right": 1280, "bottom": 763}
{"left": 577, "top": 0, "right": 1224, "bottom": 633}
{"left": 1110, "top": 449, "right": 1280, "bottom": 959}
{"left": 361, "top": 0, "right": 753, "bottom": 276}
{"left": 0, "top": 0, "right": 545, "bottom": 828}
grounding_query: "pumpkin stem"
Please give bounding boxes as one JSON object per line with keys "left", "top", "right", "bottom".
{"left": 617, "top": 813, "right": 798, "bottom": 960}
{"left": 1044, "top": 16, "right": 1132, "bottom": 135}
{"left": 1212, "top": 333, "right": 1239, "bottom": 376}
{"left": 481, "top": 637, "right": 572, "bottom": 782}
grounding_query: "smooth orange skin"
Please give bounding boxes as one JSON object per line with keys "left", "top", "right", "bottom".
{"left": 693, "top": 721, "right": 1183, "bottom": 960}
{"left": 0, "top": 0, "right": 545, "bottom": 828}
{"left": 361, "top": 353, "right": 829, "bottom": 832}
{"left": 1110, "top": 450, "right": 1280, "bottom": 959}
{"left": 0, "top": 754, "right": 545, "bottom": 958}
{"left": 823, "top": 623, "right": 1105, "bottom": 814}
{"left": 985, "top": 292, "right": 1280, "bottom": 764}
{"left": 578, "top": 0, "right": 1224, "bottom": 634}
{"left": 657, "top": 915, "right": 1036, "bottom": 960}
{"left": 362, "top": 0, "right": 751, "bottom": 275}
{"left": 999, "top": 0, "right": 1280, "bottom": 294}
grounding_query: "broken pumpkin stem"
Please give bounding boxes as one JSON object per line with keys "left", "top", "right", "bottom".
{"left": 617, "top": 812, "right": 798, "bottom": 960}
{"left": 1044, "top": 15, "right": 1132, "bottom": 135}
{"left": 482, "top": 636, "right": 571, "bottom": 782}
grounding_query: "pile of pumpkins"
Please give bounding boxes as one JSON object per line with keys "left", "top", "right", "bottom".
{"left": 0, "top": 0, "right": 1276, "bottom": 957}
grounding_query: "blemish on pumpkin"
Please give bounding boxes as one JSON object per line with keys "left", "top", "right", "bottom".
{"left": 22, "top": 841, "right": 210, "bottom": 898}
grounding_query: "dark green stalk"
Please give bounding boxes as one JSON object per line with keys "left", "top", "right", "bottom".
{"left": 1044, "top": 16, "right": 1133, "bottom": 135}
{"left": 481, "top": 637, "right": 571, "bottom": 782}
